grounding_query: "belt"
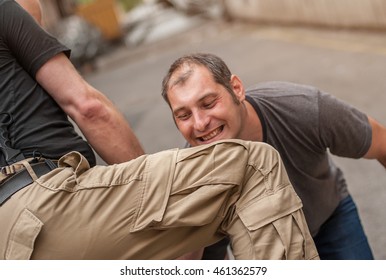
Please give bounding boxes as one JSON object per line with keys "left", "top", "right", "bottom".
{"left": 0, "top": 160, "right": 57, "bottom": 206}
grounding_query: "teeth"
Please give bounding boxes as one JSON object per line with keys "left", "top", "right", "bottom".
{"left": 201, "top": 127, "right": 221, "bottom": 141}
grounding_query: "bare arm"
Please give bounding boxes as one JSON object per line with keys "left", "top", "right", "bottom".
{"left": 36, "top": 53, "right": 144, "bottom": 164}
{"left": 364, "top": 116, "right": 386, "bottom": 168}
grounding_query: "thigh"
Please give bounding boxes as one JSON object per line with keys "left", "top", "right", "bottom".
{"left": 314, "top": 195, "right": 374, "bottom": 260}
{"left": 0, "top": 152, "right": 148, "bottom": 259}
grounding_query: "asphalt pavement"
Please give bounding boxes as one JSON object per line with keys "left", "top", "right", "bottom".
{"left": 82, "top": 12, "right": 386, "bottom": 259}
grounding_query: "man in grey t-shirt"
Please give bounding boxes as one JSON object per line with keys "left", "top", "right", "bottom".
{"left": 162, "top": 53, "right": 386, "bottom": 260}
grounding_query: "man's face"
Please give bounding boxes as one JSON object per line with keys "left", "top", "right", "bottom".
{"left": 167, "top": 65, "right": 246, "bottom": 147}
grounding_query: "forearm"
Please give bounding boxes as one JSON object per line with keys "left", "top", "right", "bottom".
{"left": 36, "top": 54, "right": 144, "bottom": 164}
{"left": 75, "top": 101, "right": 145, "bottom": 164}
{"left": 365, "top": 116, "right": 386, "bottom": 169}
{"left": 80, "top": 123, "right": 144, "bottom": 164}
{"left": 377, "top": 156, "right": 386, "bottom": 169}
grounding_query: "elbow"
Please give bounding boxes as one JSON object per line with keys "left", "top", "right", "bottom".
{"left": 378, "top": 156, "right": 386, "bottom": 169}
{"left": 73, "top": 96, "right": 111, "bottom": 124}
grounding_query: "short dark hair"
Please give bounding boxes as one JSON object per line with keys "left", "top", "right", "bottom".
{"left": 161, "top": 53, "right": 238, "bottom": 106}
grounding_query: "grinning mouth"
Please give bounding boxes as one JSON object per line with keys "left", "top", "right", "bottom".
{"left": 199, "top": 126, "right": 223, "bottom": 142}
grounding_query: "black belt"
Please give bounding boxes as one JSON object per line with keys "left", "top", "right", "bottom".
{"left": 0, "top": 160, "right": 57, "bottom": 206}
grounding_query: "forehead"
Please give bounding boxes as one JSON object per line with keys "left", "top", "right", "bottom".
{"left": 168, "top": 66, "right": 226, "bottom": 111}
{"left": 170, "top": 65, "right": 223, "bottom": 103}
{"left": 169, "top": 64, "right": 215, "bottom": 90}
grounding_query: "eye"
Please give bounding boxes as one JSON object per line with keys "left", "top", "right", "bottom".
{"left": 202, "top": 99, "right": 216, "bottom": 109}
{"left": 175, "top": 112, "right": 191, "bottom": 121}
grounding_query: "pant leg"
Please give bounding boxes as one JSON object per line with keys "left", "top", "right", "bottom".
{"left": 219, "top": 140, "right": 318, "bottom": 259}
{"left": 313, "top": 195, "right": 373, "bottom": 260}
{"left": 126, "top": 140, "right": 317, "bottom": 259}
{"left": 0, "top": 140, "right": 318, "bottom": 260}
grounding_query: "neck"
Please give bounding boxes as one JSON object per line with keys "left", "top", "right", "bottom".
{"left": 242, "top": 100, "right": 264, "bottom": 142}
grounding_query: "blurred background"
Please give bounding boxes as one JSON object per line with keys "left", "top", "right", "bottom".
{"left": 38, "top": 0, "right": 386, "bottom": 259}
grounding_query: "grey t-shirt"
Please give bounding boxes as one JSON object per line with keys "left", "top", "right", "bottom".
{"left": 246, "top": 81, "right": 371, "bottom": 236}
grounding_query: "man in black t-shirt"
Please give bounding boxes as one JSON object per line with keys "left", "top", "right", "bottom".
{"left": 0, "top": 0, "right": 144, "bottom": 166}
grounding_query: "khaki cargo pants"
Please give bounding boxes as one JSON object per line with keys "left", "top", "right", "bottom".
{"left": 0, "top": 140, "right": 319, "bottom": 260}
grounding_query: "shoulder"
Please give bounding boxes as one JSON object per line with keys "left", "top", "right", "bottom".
{"left": 246, "top": 81, "right": 319, "bottom": 97}
{"left": 0, "top": 0, "right": 22, "bottom": 14}
{"left": 0, "top": 0, "right": 13, "bottom": 20}
{"left": 0, "top": 0, "right": 29, "bottom": 34}
{"left": 245, "top": 81, "right": 321, "bottom": 112}
{"left": 0, "top": 0, "right": 9, "bottom": 7}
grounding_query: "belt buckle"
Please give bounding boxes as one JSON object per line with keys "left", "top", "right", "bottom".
{"left": 1, "top": 164, "right": 18, "bottom": 176}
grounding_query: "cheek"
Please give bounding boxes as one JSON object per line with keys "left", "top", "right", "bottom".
{"left": 176, "top": 122, "right": 192, "bottom": 137}
{"left": 225, "top": 108, "right": 243, "bottom": 131}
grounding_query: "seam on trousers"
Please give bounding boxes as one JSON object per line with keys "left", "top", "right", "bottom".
{"left": 271, "top": 220, "right": 286, "bottom": 259}
{"left": 6, "top": 208, "right": 43, "bottom": 260}
{"left": 131, "top": 150, "right": 177, "bottom": 232}
{"left": 291, "top": 211, "right": 319, "bottom": 260}
{"left": 290, "top": 212, "right": 306, "bottom": 259}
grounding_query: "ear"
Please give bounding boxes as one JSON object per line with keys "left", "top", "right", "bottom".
{"left": 230, "top": 75, "right": 246, "bottom": 102}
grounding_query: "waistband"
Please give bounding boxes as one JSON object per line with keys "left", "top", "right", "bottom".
{"left": 0, "top": 160, "right": 57, "bottom": 206}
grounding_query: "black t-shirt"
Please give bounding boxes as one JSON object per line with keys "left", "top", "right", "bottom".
{"left": 0, "top": 0, "right": 95, "bottom": 166}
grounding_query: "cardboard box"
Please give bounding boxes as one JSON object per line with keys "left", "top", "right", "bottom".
{"left": 76, "top": 0, "right": 123, "bottom": 40}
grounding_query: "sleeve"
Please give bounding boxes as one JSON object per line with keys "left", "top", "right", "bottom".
{"left": 0, "top": 1, "right": 70, "bottom": 77}
{"left": 318, "top": 90, "right": 372, "bottom": 158}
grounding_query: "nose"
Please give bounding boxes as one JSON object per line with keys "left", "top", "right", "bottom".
{"left": 193, "top": 111, "right": 209, "bottom": 132}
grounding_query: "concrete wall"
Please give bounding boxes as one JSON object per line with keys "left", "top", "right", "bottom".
{"left": 224, "top": 0, "right": 386, "bottom": 30}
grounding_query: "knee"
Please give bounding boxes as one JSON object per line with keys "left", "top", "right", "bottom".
{"left": 246, "top": 141, "right": 281, "bottom": 170}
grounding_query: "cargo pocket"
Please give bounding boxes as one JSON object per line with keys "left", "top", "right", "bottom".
{"left": 130, "top": 150, "right": 177, "bottom": 232}
{"left": 271, "top": 213, "right": 306, "bottom": 259}
{"left": 6, "top": 209, "right": 43, "bottom": 260}
{"left": 236, "top": 186, "right": 305, "bottom": 259}
{"left": 290, "top": 210, "right": 319, "bottom": 260}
